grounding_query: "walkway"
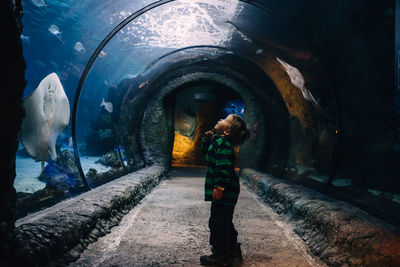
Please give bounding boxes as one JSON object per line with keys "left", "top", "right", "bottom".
{"left": 71, "top": 168, "right": 325, "bottom": 266}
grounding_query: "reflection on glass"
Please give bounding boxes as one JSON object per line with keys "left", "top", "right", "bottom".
{"left": 118, "top": 0, "right": 241, "bottom": 48}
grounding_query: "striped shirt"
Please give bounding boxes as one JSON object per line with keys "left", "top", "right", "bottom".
{"left": 201, "top": 134, "right": 240, "bottom": 206}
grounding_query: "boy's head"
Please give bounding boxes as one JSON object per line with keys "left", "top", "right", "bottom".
{"left": 214, "top": 114, "right": 250, "bottom": 146}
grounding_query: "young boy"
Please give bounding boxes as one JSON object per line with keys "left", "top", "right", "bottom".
{"left": 200, "top": 114, "right": 250, "bottom": 266}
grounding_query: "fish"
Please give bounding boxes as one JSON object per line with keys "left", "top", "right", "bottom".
{"left": 31, "top": 0, "right": 46, "bottom": 7}
{"left": 20, "top": 73, "right": 70, "bottom": 162}
{"left": 99, "top": 50, "right": 107, "bottom": 58}
{"left": 48, "top": 24, "right": 61, "bottom": 35}
{"left": 48, "top": 24, "right": 65, "bottom": 43}
{"left": 74, "top": 42, "right": 86, "bottom": 53}
{"left": 20, "top": 34, "right": 31, "bottom": 44}
{"left": 68, "top": 137, "right": 73, "bottom": 147}
{"left": 276, "top": 57, "right": 304, "bottom": 89}
{"left": 276, "top": 57, "right": 329, "bottom": 118}
{"left": 256, "top": 49, "right": 263, "bottom": 54}
{"left": 138, "top": 80, "right": 148, "bottom": 88}
{"left": 100, "top": 98, "right": 113, "bottom": 113}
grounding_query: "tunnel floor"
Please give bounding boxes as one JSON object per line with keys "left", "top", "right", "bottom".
{"left": 70, "top": 168, "right": 326, "bottom": 267}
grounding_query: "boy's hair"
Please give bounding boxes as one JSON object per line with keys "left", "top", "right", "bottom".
{"left": 229, "top": 114, "right": 250, "bottom": 146}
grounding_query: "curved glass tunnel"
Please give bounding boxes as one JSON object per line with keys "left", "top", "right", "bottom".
{"left": 15, "top": 0, "right": 399, "bottom": 226}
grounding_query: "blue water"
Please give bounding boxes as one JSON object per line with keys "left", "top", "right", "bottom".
{"left": 22, "top": 0, "right": 153, "bottom": 98}
{"left": 18, "top": 0, "right": 265, "bottom": 194}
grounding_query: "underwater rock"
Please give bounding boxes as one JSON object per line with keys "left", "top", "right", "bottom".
{"left": 86, "top": 168, "right": 98, "bottom": 183}
{"left": 40, "top": 163, "right": 77, "bottom": 192}
{"left": 100, "top": 98, "right": 113, "bottom": 113}
{"left": 85, "top": 113, "right": 113, "bottom": 155}
{"left": 39, "top": 150, "right": 81, "bottom": 193}
{"left": 85, "top": 78, "right": 134, "bottom": 156}
{"left": 95, "top": 151, "right": 121, "bottom": 168}
{"left": 15, "top": 187, "right": 65, "bottom": 219}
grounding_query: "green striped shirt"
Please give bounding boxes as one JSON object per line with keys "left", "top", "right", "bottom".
{"left": 201, "top": 135, "right": 240, "bottom": 206}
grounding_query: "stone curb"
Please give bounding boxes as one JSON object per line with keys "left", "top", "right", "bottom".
{"left": 14, "top": 165, "right": 166, "bottom": 266}
{"left": 240, "top": 168, "right": 400, "bottom": 267}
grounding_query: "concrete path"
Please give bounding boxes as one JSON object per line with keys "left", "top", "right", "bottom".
{"left": 70, "top": 168, "right": 326, "bottom": 266}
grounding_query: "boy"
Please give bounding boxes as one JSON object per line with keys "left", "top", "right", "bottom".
{"left": 200, "top": 114, "right": 250, "bottom": 266}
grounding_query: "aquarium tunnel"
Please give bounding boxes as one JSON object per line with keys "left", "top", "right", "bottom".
{"left": 8, "top": 0, "right": 399, "bottom": 247}
{"left": 14, "top": 0, "right": 343, "bottom": 217}
{"left": 14, "top": 0, "right": 400, "bottom": 224}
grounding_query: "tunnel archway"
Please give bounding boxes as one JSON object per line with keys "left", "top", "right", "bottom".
{"left": 70, "top": 0, "right": 340, "bottom": 190}
{"left": 13, "top": 0, "right": 349, "bottom": 219}
{"left": 122, "top": 54, "right": 291, "bottom": 175}
{"left": 169, "top": 81, "right": 244, "bottom": 168}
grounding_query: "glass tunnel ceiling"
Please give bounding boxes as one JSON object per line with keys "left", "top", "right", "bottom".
{"left": 21, "top": 0, "right": 339, "bottom": 189}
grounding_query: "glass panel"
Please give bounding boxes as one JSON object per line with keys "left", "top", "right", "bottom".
{"left": 18, "top": 0, "right": 344, "bottom": 218}
{"left": 17, "top": 0, "right": 155, "bottom": 217}
{"left": 75, "top": 0, "right": 245, "bottom": 185}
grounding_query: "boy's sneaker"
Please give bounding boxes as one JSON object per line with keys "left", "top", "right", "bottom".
{"left": 200, "top": 253, "right": 233, "bottom": 266}
{"left": 232, "top": 243, "right": 243, "bottom": 261}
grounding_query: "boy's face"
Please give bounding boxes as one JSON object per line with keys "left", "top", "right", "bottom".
{"left": 214, "top": 114, "right": 233, "bottom": 136}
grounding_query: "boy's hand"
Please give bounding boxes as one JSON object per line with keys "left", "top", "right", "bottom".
{"left": 212, "top": 187, "right": 224, "bottom": 200}
{"left": 203, "top": 130, "right": 214, "bottom": 143}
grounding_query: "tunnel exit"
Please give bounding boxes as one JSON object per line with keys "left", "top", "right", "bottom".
{"left": 171, "top": 83, "right": 243, "bottom": 169}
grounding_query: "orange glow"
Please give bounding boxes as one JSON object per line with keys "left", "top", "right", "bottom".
{"left": 172, "top": 131, "right": 196, "bottom": 165}
{"left": 172, "top": 130, "right": 240, "bottom": 169}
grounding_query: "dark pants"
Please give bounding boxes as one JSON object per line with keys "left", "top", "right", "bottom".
{"left": 209, "top": 202, "right": 238, "bottom": 255}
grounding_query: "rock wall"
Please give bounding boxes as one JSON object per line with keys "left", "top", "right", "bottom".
{"left": 241, "top": 168, "right": 400, "bottom": 266}
{"left": 138, "top": 59, "right": 281, "bottom": 171}
{"left": 0, "top": 0, "right": 26, "bottom": 265}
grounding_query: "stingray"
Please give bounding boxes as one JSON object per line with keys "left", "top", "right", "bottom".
{"left": 20, "top": 72, "right": 70, "bottom": 162}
